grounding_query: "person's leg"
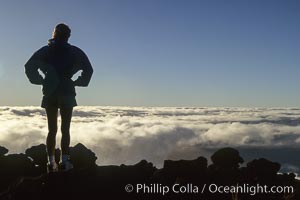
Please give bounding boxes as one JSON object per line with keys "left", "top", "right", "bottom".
{"left": 45, "top": 107, "right": 58, "bottom": 164}
{"left": 60, "top": 107, "right": 73, "bottom": 163}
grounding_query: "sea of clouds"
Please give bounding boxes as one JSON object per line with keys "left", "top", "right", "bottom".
{"left": 0, "top": 106, "right": 299, "bottom": 174}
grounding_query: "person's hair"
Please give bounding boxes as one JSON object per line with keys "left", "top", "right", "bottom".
{"left": 52, "top": 23, "right": 71, "bottom": 41}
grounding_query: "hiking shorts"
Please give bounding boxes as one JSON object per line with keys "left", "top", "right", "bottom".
{"left": 41, "top": 95, "right": 77, "bottom": 108}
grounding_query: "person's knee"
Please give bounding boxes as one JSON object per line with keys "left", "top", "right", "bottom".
{"left": 61, "top": 123, "right": 70, "bottom": 134}
{"left": 61, "top": 128, "right": 70, "bottom": 136}
{"left": 48, "top": 128, "right": 57, "bottom": 138}
{"left": 48, "top": 123, "right": 58, "bottom": 132}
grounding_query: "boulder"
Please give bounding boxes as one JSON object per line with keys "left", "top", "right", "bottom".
{"left": 25, "top": 144, "right": 48, "bottom": 167}
{"left": 0, "top": 146, "right": 8, "bottom": 156}
{"left": 211, "top": 147, "right": 244, "bottom": 169}
{"left": 246, "top": 158, "right": 281, "bottom": 178}
{"left": 160, "top": 156, "right": 208, "bottom": 184}
{"left": 70, "top": 143, "right": 97, "bottom": 169}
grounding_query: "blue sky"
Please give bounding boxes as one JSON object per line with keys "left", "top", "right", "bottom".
{"left": 0, "top": 0, "right": 300, "bottom": 107}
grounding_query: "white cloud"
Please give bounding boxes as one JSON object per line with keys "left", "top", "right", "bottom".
{"left": 0, "top": 106, "right": 299, "bottom": 173}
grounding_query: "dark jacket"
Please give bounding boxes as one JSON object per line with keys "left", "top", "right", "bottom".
{"left": 25, "top": 39, "right": 93, "bottom": 97}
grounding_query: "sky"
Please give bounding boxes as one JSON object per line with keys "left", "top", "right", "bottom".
{"left": 0, "top": 0, "right": 300, "bottom": 107}
{"left": 1, "top": 106, "right": 300, "bottom": 175}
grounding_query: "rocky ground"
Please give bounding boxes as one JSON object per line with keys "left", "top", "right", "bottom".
{"left": 0, "top": 143, "right": 299, "bottom": 200}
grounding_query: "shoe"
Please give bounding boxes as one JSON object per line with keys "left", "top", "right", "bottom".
{"left": 47, "top": 162, "right": 58, "bottom": 173}
{"left": 59, "top": 160, "right": 74, "bottom": 172}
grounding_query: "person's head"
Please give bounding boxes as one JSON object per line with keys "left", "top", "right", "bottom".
{"left": 52, "top": 23, "right": 71, "bottom": 42}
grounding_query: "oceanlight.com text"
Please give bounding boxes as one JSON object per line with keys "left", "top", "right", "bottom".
{"left": 125, "top": 183, "right": 294, "bottom": 196}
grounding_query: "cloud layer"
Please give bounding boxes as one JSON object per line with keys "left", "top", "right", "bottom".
{"left": 0, "top": 106, "right": 300, "bottom": 174}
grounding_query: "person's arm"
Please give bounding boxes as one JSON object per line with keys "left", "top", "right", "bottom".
{"left": 73, "top": 48, "right": 93, "bottom": 87}
{"left": 24, "top": 47, "right": 47, "bottom": 85}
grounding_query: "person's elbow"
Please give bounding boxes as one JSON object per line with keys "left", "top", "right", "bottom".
{"left": 29, "top": 77, "right": 43, "bottom": 85}
{"left": 89, "top": 66, "right": 94, "bottom": 76}
{"left": 85, "top": 67, "right": 94, "bottom": 86}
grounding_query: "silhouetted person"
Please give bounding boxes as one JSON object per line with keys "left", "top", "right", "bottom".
{"left": 25, "top": 23, "right": 93, "bottom": 172}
